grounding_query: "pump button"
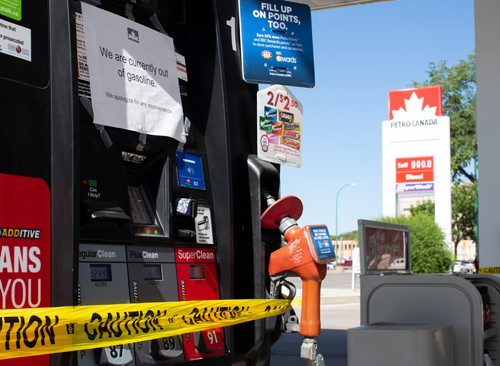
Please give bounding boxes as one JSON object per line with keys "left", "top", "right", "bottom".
{"left": 150, "top": 336, "right": 183, "bottom": 360}
{"left": 99, "top": 344, "right": 133, "bottom": 365}
{"left": 196, "top": 329, "right": 225, "bottom": 356}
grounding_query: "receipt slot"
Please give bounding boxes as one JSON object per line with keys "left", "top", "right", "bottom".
{"left": 78, "top": 244, "right": 135, "bottom": 366}
{"left": 175, "top": 248, "right": 226, "bottom": 360}
{"left": 127, "top": 246, "right": 183, "bottom": 365}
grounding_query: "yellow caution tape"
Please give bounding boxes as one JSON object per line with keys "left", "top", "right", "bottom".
{"left": 479, "top": 267, "right": 500, "bottom": 274}
{"left": 0, "top": 299, "right": 291, "bottom": 360}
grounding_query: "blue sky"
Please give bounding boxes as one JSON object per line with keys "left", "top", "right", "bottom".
{"left": 280, "top": 0, "right": 475, "bottom": 235}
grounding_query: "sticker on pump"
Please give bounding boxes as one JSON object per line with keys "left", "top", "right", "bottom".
{"left": 306, "top": 225, "right": 336, "bottom": 264}
{"left": 195, "top": 206, "right": 214, "bottom": 244}
{"left": 257, "top": 85, "right": 302, "bottom": 168}
{"left": 0, "top": 17, "right": 31, "bottom": 61}
{"left": 0, "top": 0, "right": 21, "bottom": 21}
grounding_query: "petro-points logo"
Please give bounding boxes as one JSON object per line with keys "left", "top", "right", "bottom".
{"left": 276, "top": 55, "right": 297, "bottom": 64}
{"left": 261, "top": 50, "right": 272, "bottom": 60}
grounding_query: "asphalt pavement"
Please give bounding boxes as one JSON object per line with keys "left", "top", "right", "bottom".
{"left": 270, "top": 270, "right": 361, "bottom": 365}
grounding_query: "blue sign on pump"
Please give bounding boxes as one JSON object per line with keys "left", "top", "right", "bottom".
{"left": 309, "top": 225, "right": 336, "bottom": 262}
{"left": 238, "top": 0, "right": 315, "bottom": 87}
{"left": 176, "top": 151, "right": 206, "bottom": 190}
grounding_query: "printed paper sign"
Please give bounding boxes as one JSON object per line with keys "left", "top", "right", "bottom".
{"left": 257, "top": 84, "right": 302, "bottom": 167}
{"left": 75, "top": 12, "right": 91, "bottom": 97}
{"left": 195, "top": 206, "right": 214, "bottom": 245}
{"left": 0, "top": 0, "right": 21, "bottom": 21}
{"left": 0, "top": 16, "right": 30, "bottom": 61}
{"left": 81, "top": 3, "right": 184, "bottom": 141}
{"left": 239, "top": 0, "right": 315, "bottom": 87}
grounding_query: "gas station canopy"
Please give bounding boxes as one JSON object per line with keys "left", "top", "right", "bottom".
{"left": 293, "top": 0, "right": 393, "bottom": 11}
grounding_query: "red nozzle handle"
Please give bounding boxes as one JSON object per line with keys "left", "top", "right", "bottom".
{"left": 300, "top": 279, "right": 321, "bottom": 337}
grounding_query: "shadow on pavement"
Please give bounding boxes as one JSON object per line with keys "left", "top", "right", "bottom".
{"left": 270, "top": 329, "right": 347, "bottom": 366}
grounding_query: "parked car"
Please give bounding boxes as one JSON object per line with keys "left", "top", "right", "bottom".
{"left": 327, "top": 261, "right": 336, "bottom": 270}
{"left": 342, "top": 259, "right": 353, "bottom": 268}
{"left": 388, "top": 257, "right": 406, "bottom": 270}
{"left": 453, "top": 260, "right": 476, "bottom": 274}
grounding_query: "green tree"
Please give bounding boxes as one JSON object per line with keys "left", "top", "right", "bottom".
{"left": 413, "top": 53, "right": 477, "bottom": 252}
{"left": 452, "top": 182, "right": 477, "bottom": 246}
{"left": 409, "top": 200, "right": 435, "bottom": 217}
{"left": 336, "top": 230, "right": 358, "bottom": 241}
{"left": 380, "top": 215, "right": 453, "bottom": 273}
{"left": 413, "top": 54, "right": 477, "bottom": 183}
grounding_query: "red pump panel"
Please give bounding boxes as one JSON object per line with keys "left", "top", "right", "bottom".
{"left": 0, "top": 174, "right": 51, "bottom": 366}
{"left": 175, "top": 247, "right": 225, "bottom": 360}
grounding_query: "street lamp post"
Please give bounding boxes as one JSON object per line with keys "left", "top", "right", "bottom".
{"left": 335, "top": 182, "right": 357, "bottom": 261}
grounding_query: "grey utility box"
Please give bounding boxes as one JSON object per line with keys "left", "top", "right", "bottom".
{"left": 348, "top": 323, "right": 453, "bottom": 366}
{"left": 359, "top": 274, "right": 485, "bottom": 365}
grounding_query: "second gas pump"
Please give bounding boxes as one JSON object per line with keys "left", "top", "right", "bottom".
{"left": 75, "top": 1, "right": 229, "bottom": 365}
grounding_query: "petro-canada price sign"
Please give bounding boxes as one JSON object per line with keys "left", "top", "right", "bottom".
{"left": 239, "top": 0, "right": 315, "bottom": 87}
{"left": 382, "top": 85, "right": 451, "bottom": 244}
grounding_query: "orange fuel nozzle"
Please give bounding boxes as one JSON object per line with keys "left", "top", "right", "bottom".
{"left": 262, "top": 195, "right": 330, "bottom": 338}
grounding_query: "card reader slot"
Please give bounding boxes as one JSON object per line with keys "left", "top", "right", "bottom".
{"left": 91, "top": 207, "right": 131, "bottom": 221}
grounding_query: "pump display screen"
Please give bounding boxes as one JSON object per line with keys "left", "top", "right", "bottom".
{"left": 190, "top": 265, "right": 205, "bottom": 280}
{"left": 90, "top": 264, "right": 112, "bottom": 282}
{"left": 358, "top": 219, "right": 410, "bottom": 274}
{"left": 144, "top": 264, "right": 163, "bottom": 281}
{"left": 128, "top": 186, "right": 154, "bottom": 225}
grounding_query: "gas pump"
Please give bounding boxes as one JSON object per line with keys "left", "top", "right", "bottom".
{"left": 0, "top": 0, "right": 291, "bottom": 364}
{"left": 78, "top": 244, "right": 135, "bottom": 366}
{"left": 127, "top": 246, "right": 183, "bottom": 365}
{"left": 76, "top": 1, "right": 232, "bottom": 364}
{"left": 262, "top": 195, "right": 336, "bottom": 365}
